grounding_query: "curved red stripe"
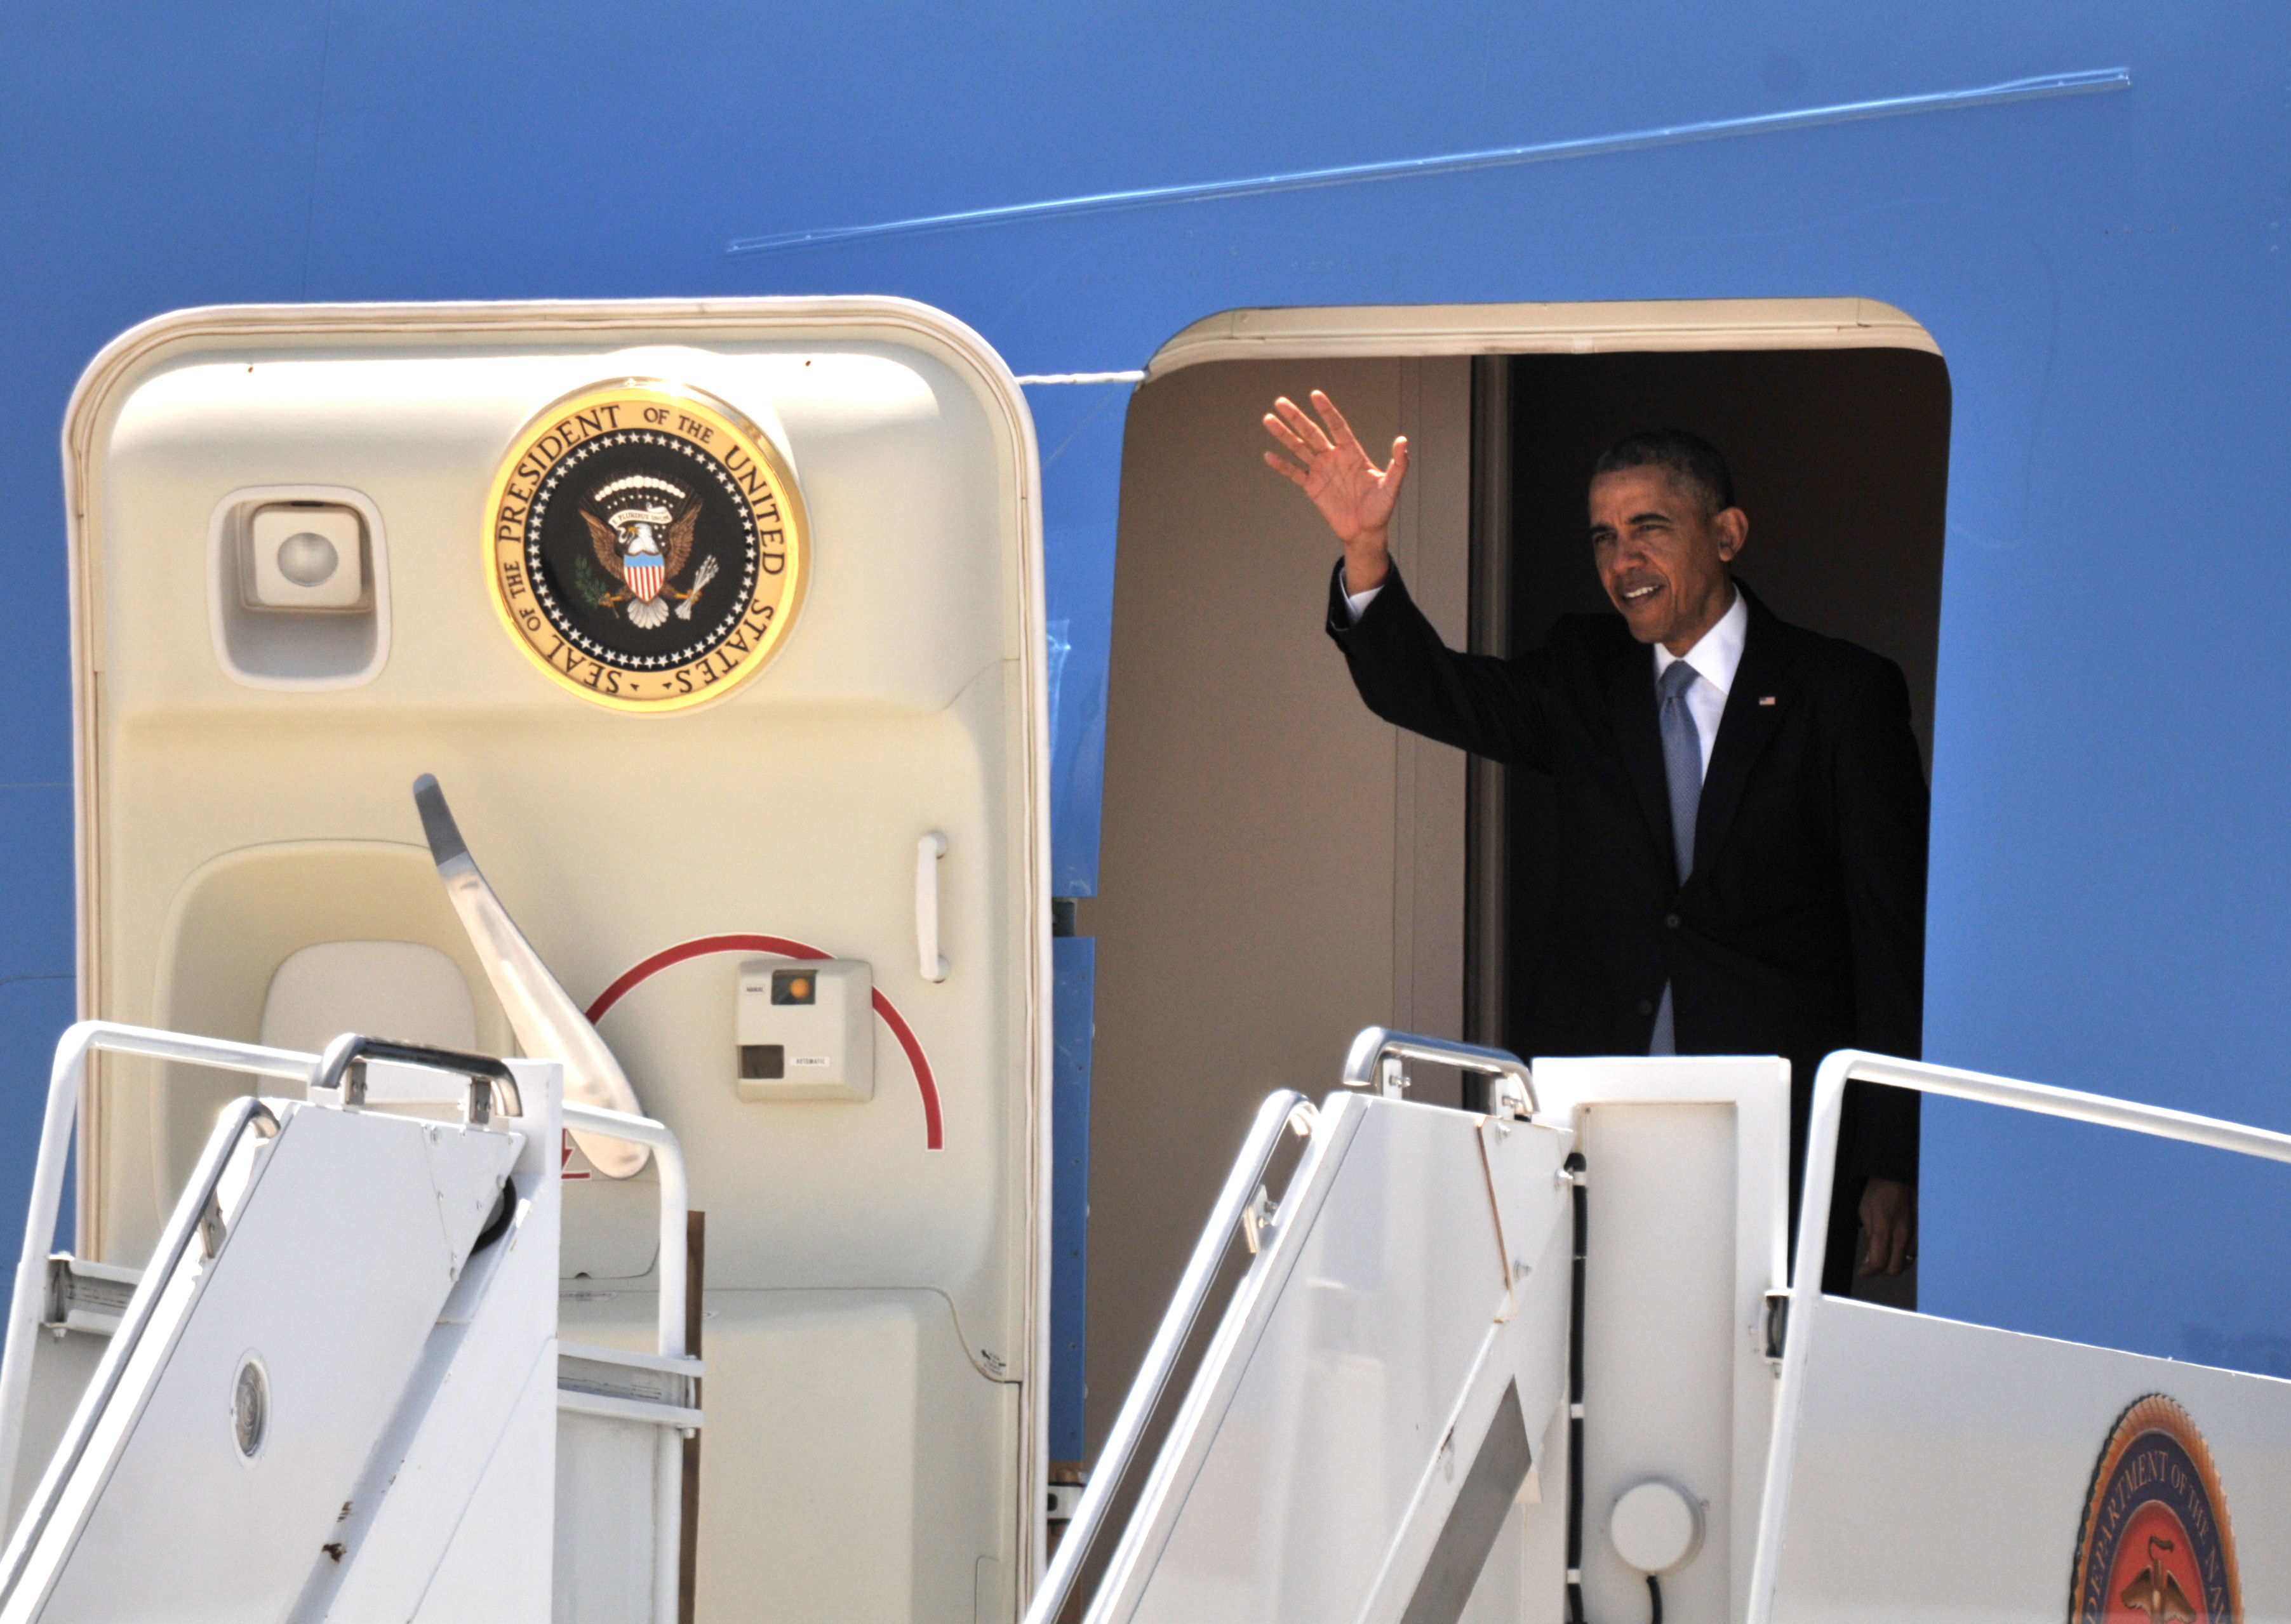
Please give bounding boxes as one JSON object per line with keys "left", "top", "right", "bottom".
{"left": 867, "top": 991, "right": 944, "bottom": 1151}
{"left": 584, "top": 933, "right": 944, "bottom": 1151}
{"left": 587, "top": 933, "right": 826, "bottom": 1022}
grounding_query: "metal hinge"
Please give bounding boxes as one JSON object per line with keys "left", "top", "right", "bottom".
{"left": 1241, "top": 1185, "right": 1277, "bottom": 1254}
{"left": 42, "top": 1255, "right": 142, "bottom": 1338}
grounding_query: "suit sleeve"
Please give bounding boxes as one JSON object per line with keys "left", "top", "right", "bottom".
{"left": 1833, "top": 657, "right": 1929, "bottom": 1184}
{"left": 1326, "top": 560, "right": 1554, "bottom": 771}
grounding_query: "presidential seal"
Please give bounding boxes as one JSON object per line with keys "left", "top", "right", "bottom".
{"left": 485, "top": 380, "right": 807, "bottom": 710}
{"left": 2069, "top": 1394, "right": 2240, "bottom": 1623}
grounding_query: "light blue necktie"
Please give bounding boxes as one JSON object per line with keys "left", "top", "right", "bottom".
{"left": 1649, "top": 658, "right": 1702, "bottom": 1055}
{"left": 1659, "top": 658, "right": 1702, "bottom": 882}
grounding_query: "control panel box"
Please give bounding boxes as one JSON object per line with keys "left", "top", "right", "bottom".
{"left": 736, "top": 958, "right": 874, "bottom": 1102}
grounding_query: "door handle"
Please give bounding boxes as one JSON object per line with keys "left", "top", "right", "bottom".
{"left": 916, "top": 832, "right": 949, "bottom": 983}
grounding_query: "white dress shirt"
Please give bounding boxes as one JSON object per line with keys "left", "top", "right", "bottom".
{"left": 1650, "top": 586, "right": 1747, "bottom": 780}
{"left": 1341, "top": 578, "right": 1385, "bottom": 622}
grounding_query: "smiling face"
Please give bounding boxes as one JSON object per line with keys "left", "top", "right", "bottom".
{"left": 1588, "top": 466, "right": 1747, "bottom": 654}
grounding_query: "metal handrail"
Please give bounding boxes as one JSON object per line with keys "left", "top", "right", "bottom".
{"left": 561, "top": 1098, "right": 693, "bottom": 1624}
{"left": 1340, "top": 1026, "right": 1538, "bottom": 1117}
{"left": 0, "top": 1021, "right": 321, "bottom": 1503}
{"left": 1022, "top": 1088, "right": 1314, "bottom": 1624}
{"left": 312, "top": 1032, "right": 525, "bottom": 1122}
{"left": 1743, "top": 1049, "right": 2291, "bottom": 1624}
{"left": 559, "top": 1102, "right": 690, "bottom": 1363}
{"left": 0, "top": 1020, "right": 549, "bottom": 1494}
{"left": 0, "top": 1024, "right": 567, "bottom": 1527}
{"left": 0, "top": 1022, "right": 690, "bottom": 1621}
{"left": 0, "top": 1091, "right": 278, "bottom": 1608}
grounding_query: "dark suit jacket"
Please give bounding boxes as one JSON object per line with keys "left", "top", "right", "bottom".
{"left": 1328, "top": 563, "right": 1927, "bottom": 1190}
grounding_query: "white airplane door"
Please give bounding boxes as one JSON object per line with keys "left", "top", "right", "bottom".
{"left": 63, "top": 298, "right": 1050, "bottom": 1623}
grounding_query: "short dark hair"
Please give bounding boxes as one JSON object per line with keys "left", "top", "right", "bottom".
{"left": 1591, "top": 429, "right": 1736, "bottom": 517}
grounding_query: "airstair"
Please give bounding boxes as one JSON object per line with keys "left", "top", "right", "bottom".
{"left": 0, "top": 1025, "right": 695, "bottom": 1623}
{"left": 1022, "top": 1035, "right": 2291, "bottom": 1624}
{"left": 1, "top": 1021, "right": 2288, "bottom": 1621}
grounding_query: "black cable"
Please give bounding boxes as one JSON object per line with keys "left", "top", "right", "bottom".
{"left": 1564, "top": 1150, "right": 1588, "bottom": 1624}
{"left": 1560, "top": 1153, "right": 1664, "bottom": 1624}
{"left": 471, "top": 1176, "right": 517, "bottom": 1253}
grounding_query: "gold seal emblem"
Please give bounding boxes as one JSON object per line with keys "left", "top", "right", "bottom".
{"left": 485, "top": 380, "right": 807, "bottom": 709}
{"left": 2069, "top": 1393, "right": 2240, "bottom": 1622}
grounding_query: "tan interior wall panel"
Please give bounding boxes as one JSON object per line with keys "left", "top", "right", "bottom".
{"left": 1084, "top": 356, "right": 1469, "bottom": 1455}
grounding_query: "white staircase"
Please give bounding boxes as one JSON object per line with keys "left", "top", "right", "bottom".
{"left": 1036, "top": 1037, "right": 2291, "bottom": 1624}
{"left": 0, "top": 1025, "right": 694, "bottom": 1624}
{"left": 5, "top": 1023, "right": 2289, "bottom": 1623}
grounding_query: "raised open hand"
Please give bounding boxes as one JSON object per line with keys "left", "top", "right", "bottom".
{"left": 1262, "top": 392, "right": 1409, "bottom": 592}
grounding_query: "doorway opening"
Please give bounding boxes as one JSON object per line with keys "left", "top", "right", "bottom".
{"left": 1083, "top": 300, "right": 1949, "bottom": 1465}
{"left": 1480, "top": 345, "right": 1951, "bottom": 1065}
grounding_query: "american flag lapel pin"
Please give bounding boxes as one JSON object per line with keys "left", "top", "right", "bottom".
{"left": 1758, "top": 695, "right": 1776, "bottom": 706}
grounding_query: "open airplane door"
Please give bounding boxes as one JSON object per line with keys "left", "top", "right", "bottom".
{"left": 56, "top": 299, "right": 1051, "bottom": 1621}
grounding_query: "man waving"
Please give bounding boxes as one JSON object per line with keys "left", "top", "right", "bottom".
{"left": 1266, "top": 390, "right": 1927, "bottom": 1289}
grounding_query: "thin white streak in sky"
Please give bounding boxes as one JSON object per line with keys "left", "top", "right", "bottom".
{"left": 728, "top": 69, "right": 2128, "bottom": 257}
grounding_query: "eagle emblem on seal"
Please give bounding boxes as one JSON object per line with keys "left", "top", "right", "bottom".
{"left": 485, "top": 378, "right": 807, "bottom": 710}
{"left": 580, "top": 475, "right": 720, "bottom": 630}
